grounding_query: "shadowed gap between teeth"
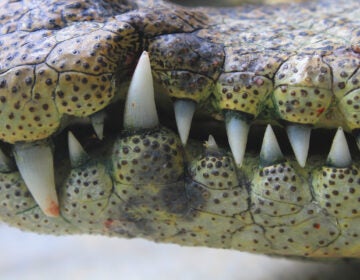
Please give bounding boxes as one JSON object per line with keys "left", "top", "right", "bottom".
{"left": 59, "top": 123, "right": 359, "bottom": 167}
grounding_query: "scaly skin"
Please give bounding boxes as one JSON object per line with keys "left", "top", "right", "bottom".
{"left": 0, "top": 0, "right": 360, "bottom": 260}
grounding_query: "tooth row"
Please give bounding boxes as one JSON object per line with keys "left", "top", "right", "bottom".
{"left": 125, "top": 51, "right": 354, "bottom": 170}
{"left": 261, "top": 126, "right": 351, "bottom": 168}
{"left": 173, "top": 99, "right": 352, "bottom": 169}
{"left": 129, "top": 50, "right": 353, "bottom": 168}
{"left": 204, "top": 125, "right": 352, "bottom": 169}
{"left": 11, "top": 51, "right": 354, "bottom": 218}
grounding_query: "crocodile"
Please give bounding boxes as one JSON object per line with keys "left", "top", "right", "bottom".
{"left": 0, "top": 0, "right": 360, "bottom": 260}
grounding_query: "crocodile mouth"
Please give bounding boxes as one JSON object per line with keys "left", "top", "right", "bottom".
{"left": 1, "top": 51, "right": 359, "bottom": 259}
{"left": 1, "top": 0, "right": 360, "bottom": 259}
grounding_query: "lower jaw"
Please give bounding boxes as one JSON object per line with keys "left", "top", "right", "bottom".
{"left": 1, "top": 117, "right": 360, "bottom": 260}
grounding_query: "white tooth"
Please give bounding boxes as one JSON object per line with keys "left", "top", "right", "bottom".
{"left": 206, "top": 135, "right": 218, "bottom": 149}
{"left": 68, "top": 131, "right": 89, "bottom": 167}
{"left": 14, "top": 141, "right": 59, "bottom": 217}
{"left": 260, "top": 125, "right": 283, "bottom": 166}
{"left": 0, "top": 148, "right": 14, "bottom": 172}
{"left": 174, "top": 99, "right": 196, "bottom": 145}
{"left": 286, "top": 125, "right": 311, "bottom": 167}
{"left": 90, "top": 111, "right": 105, "bottom": 140}
{"left": 205, "top": 134, "right": 219, "bottom": 152}
{"left": 124, "top": 51, "right": 159, "bottom": 129}
{"left": 327, "top": 127, "right": 351, "bottom": 168}
{"left": 225, "top": 115, "right": 249, "bottom": 167}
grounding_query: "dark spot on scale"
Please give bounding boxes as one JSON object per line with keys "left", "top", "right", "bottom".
{"left": 25, "top": 77, "right": 33, "bottom": 85}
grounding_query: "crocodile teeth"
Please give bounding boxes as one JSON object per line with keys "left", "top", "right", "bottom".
{"left": 286, "top": 125, "right": 311, "bottom": 167}
{"left": 90, "top": 111, "right": 105, "bottom": 140}
{"left": 326, "top": 127, "right": 351, "bottom": 168}
{"left": 174, "top": 99, "right": 196, "bottom": 145}
{"left": 225, "top": 114, "right": 249, "bottom": 167}
{"left": 68, "top": 131, "right": 89, "bottom": 168}
{"left": 260, "top": 125, "right": 284, "bottom": 167}
{"left": 14, "top": 141, "right": 59, "bottom": 217}
{"left": 124, "top": 51, "right": 159, "bottom": 130}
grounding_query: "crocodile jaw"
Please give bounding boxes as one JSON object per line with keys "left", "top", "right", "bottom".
{"left": 0, "top": 46, "right": 359, "bottom": 260}
{"left": 0, "top": 0, "right": 360, "bottom": 260}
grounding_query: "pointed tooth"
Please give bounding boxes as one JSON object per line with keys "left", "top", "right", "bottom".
{"left": 286, "top": 125, "right": 311, "bottom": 167}
{"left": 68, "top": 131, "right": 89, "bottom": 168}
{"left": 326, "top": 127, "right": 351, "bottom": 168}
{"left": 225, "top": 114, "right": 249, "bottom": 167}
{"left": 260, "top": 125, "right": 284, "bottom": 167}
{"left": 124, "top": 51, "right": 159, "bottom": 130}
{"left": 174, "top": 99, "right": 196, "bottom": 145}
{"left": 204, "top": 134, "right": 219, "bottom": 152}
{"left": 14, "top": 141, "right": 59, "bottom": 217}
{"left": 206, "top": 135, "right": 218, "bottom": 149}
{"left": 90, "top": 111, "right": 105, "bottom": 140}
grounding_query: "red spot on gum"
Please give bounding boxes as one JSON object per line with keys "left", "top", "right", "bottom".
{"left": 316, "top": 107, "right": 325, "bottom": 116}
{"left": 104, "top": 219, "right": 114, "bottom": 228}
{"left": 313, "top": 223, "right": 321, "bottom": 229}
{"left": 45, "top": 200, "right": 59, "bottom": 217}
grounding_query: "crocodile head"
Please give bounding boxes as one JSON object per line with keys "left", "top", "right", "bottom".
{"left": 1, "top": 0, "right": 360, "bottom": 260}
